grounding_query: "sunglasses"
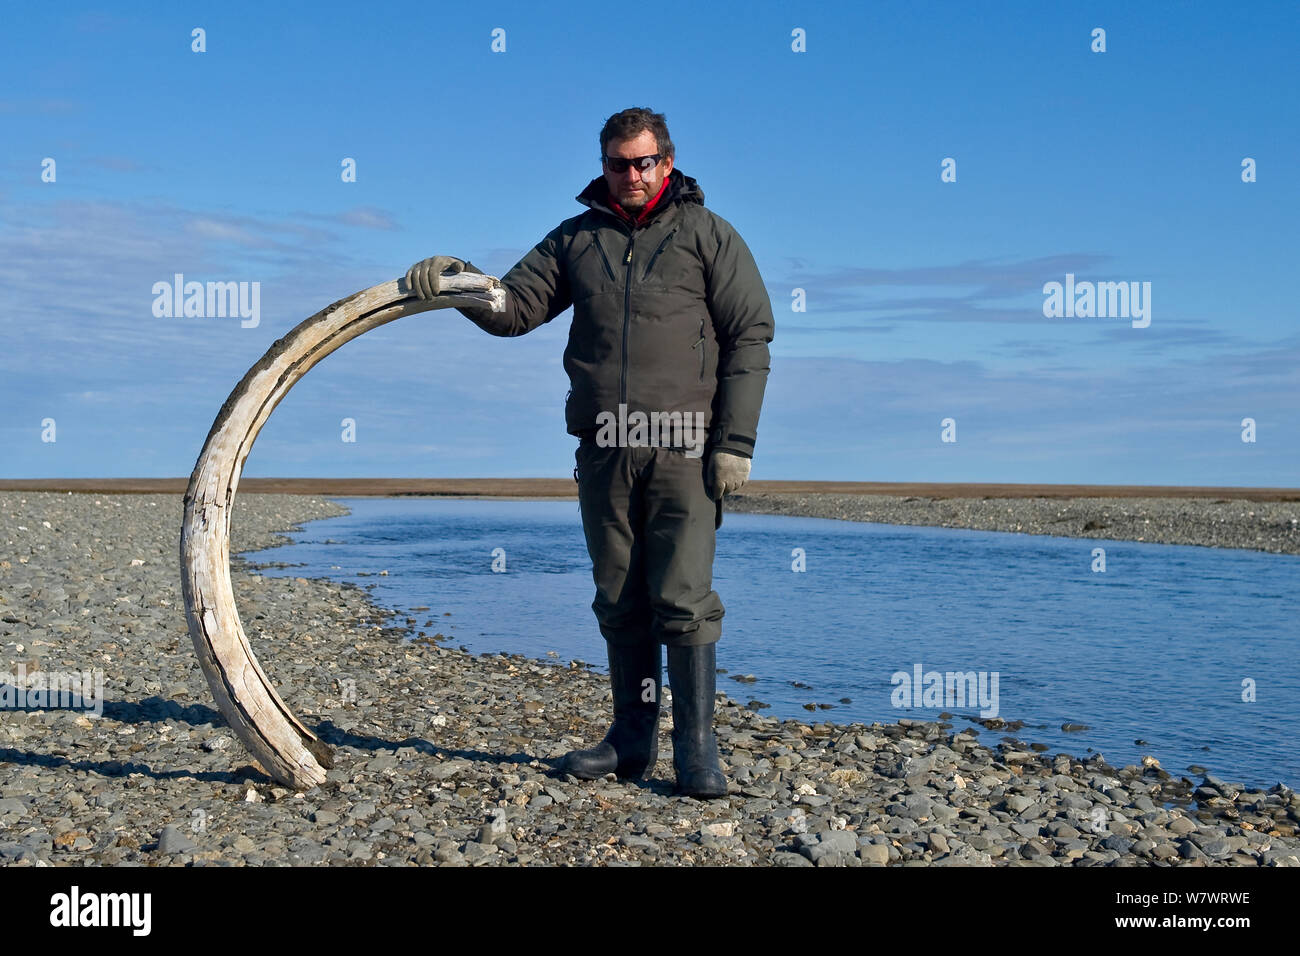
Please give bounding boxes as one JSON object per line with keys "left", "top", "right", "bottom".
{"left": 601, "top": 154, "right": 663, "bottom": 174}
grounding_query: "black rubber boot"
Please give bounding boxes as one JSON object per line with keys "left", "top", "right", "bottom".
{"left": 667, "top": 642, "right": 728, "bottom": 798}
{"left": 559, "top": 641, "right": 661, "bottom": 780}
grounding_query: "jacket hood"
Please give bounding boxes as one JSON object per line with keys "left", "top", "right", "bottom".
{"left": 576, "top": 168, "right": 705, "bottom": 223}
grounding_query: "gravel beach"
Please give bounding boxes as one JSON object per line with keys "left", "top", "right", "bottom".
{"left": 723, "top": 493, "right": 1300, "bottom": 555}
{"left": 1, "top": 490, "right": 1297, "bottom": 867}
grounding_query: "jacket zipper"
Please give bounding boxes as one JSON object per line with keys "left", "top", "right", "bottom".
{"left": 621, "top": 228, "right": 635, "bottom": 405}
{"left": 692, "top": 318, "right": 706, "bottom": 380}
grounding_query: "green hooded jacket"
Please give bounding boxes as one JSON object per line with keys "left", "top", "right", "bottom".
{"left": 459, "top": 168, "right": 774, "bottom": 460}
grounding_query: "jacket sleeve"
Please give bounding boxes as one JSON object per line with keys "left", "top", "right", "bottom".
{"left": 457, "top": 224, "right": 572, "bottom": 337}
{"left": 704, "top": 214, "right": 775, "bottom": 459}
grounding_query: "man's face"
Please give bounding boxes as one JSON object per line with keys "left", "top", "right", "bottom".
{"left": 602, "top": 130, "right": 673, "bottom": 211}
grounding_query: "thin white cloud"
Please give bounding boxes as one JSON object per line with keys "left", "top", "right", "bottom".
{"left": 299, "top": 206, "right": 400, "bottom": 231}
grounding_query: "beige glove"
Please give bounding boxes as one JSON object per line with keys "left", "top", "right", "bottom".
{"left": 406, "top": 256, "right": 497, "bottom": 300}
{"left": 706, "top": 451, "right": 751, "bottom": 500}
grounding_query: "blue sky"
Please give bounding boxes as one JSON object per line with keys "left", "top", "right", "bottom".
{"left": 2, "top": 0, "right": 1296, "bottom": 484}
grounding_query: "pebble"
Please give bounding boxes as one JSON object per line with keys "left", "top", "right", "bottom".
{"left": 157, "top": 825, "right": 198, "bottom": 855}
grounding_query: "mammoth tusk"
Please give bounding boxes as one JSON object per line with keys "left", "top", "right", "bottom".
{"left": 180, "top": 273, "right": 504, "bottom": 789}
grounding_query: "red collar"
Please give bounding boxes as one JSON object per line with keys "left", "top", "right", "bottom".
{"left": 606, "top": 173, "right": 671, "bottom": 225}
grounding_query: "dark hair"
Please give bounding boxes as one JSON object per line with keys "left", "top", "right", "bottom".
{"left": 599, "top": 107, "right": 675, "bottom": 162}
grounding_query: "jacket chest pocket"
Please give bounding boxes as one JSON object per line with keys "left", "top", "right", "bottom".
{"left": 638, "top": 234, "right": 706, "bottom": 301}
{"left": 641, "top": 228, "right": 677, "bottom": 282}
{"left": 570, "top": 233, "right": 620, "bottom": 302}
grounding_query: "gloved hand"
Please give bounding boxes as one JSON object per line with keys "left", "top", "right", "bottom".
{"left": 706, "top": 450, "right": 751, "bottom": 500}
{"left": 406, "top": 256, "right": 497, "bottom": 300}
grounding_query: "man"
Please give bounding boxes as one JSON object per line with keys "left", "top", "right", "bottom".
{"left": 406, "top": 107, "right": 773, "bottom": 799}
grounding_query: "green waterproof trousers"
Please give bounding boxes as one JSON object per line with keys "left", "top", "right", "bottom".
{"left": 574, "top": 436, "right": 725, "bottom": 649}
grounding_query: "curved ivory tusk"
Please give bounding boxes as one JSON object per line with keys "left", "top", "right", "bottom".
{"left": 180, "top": 274, "right": 504, "bottom": 789}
